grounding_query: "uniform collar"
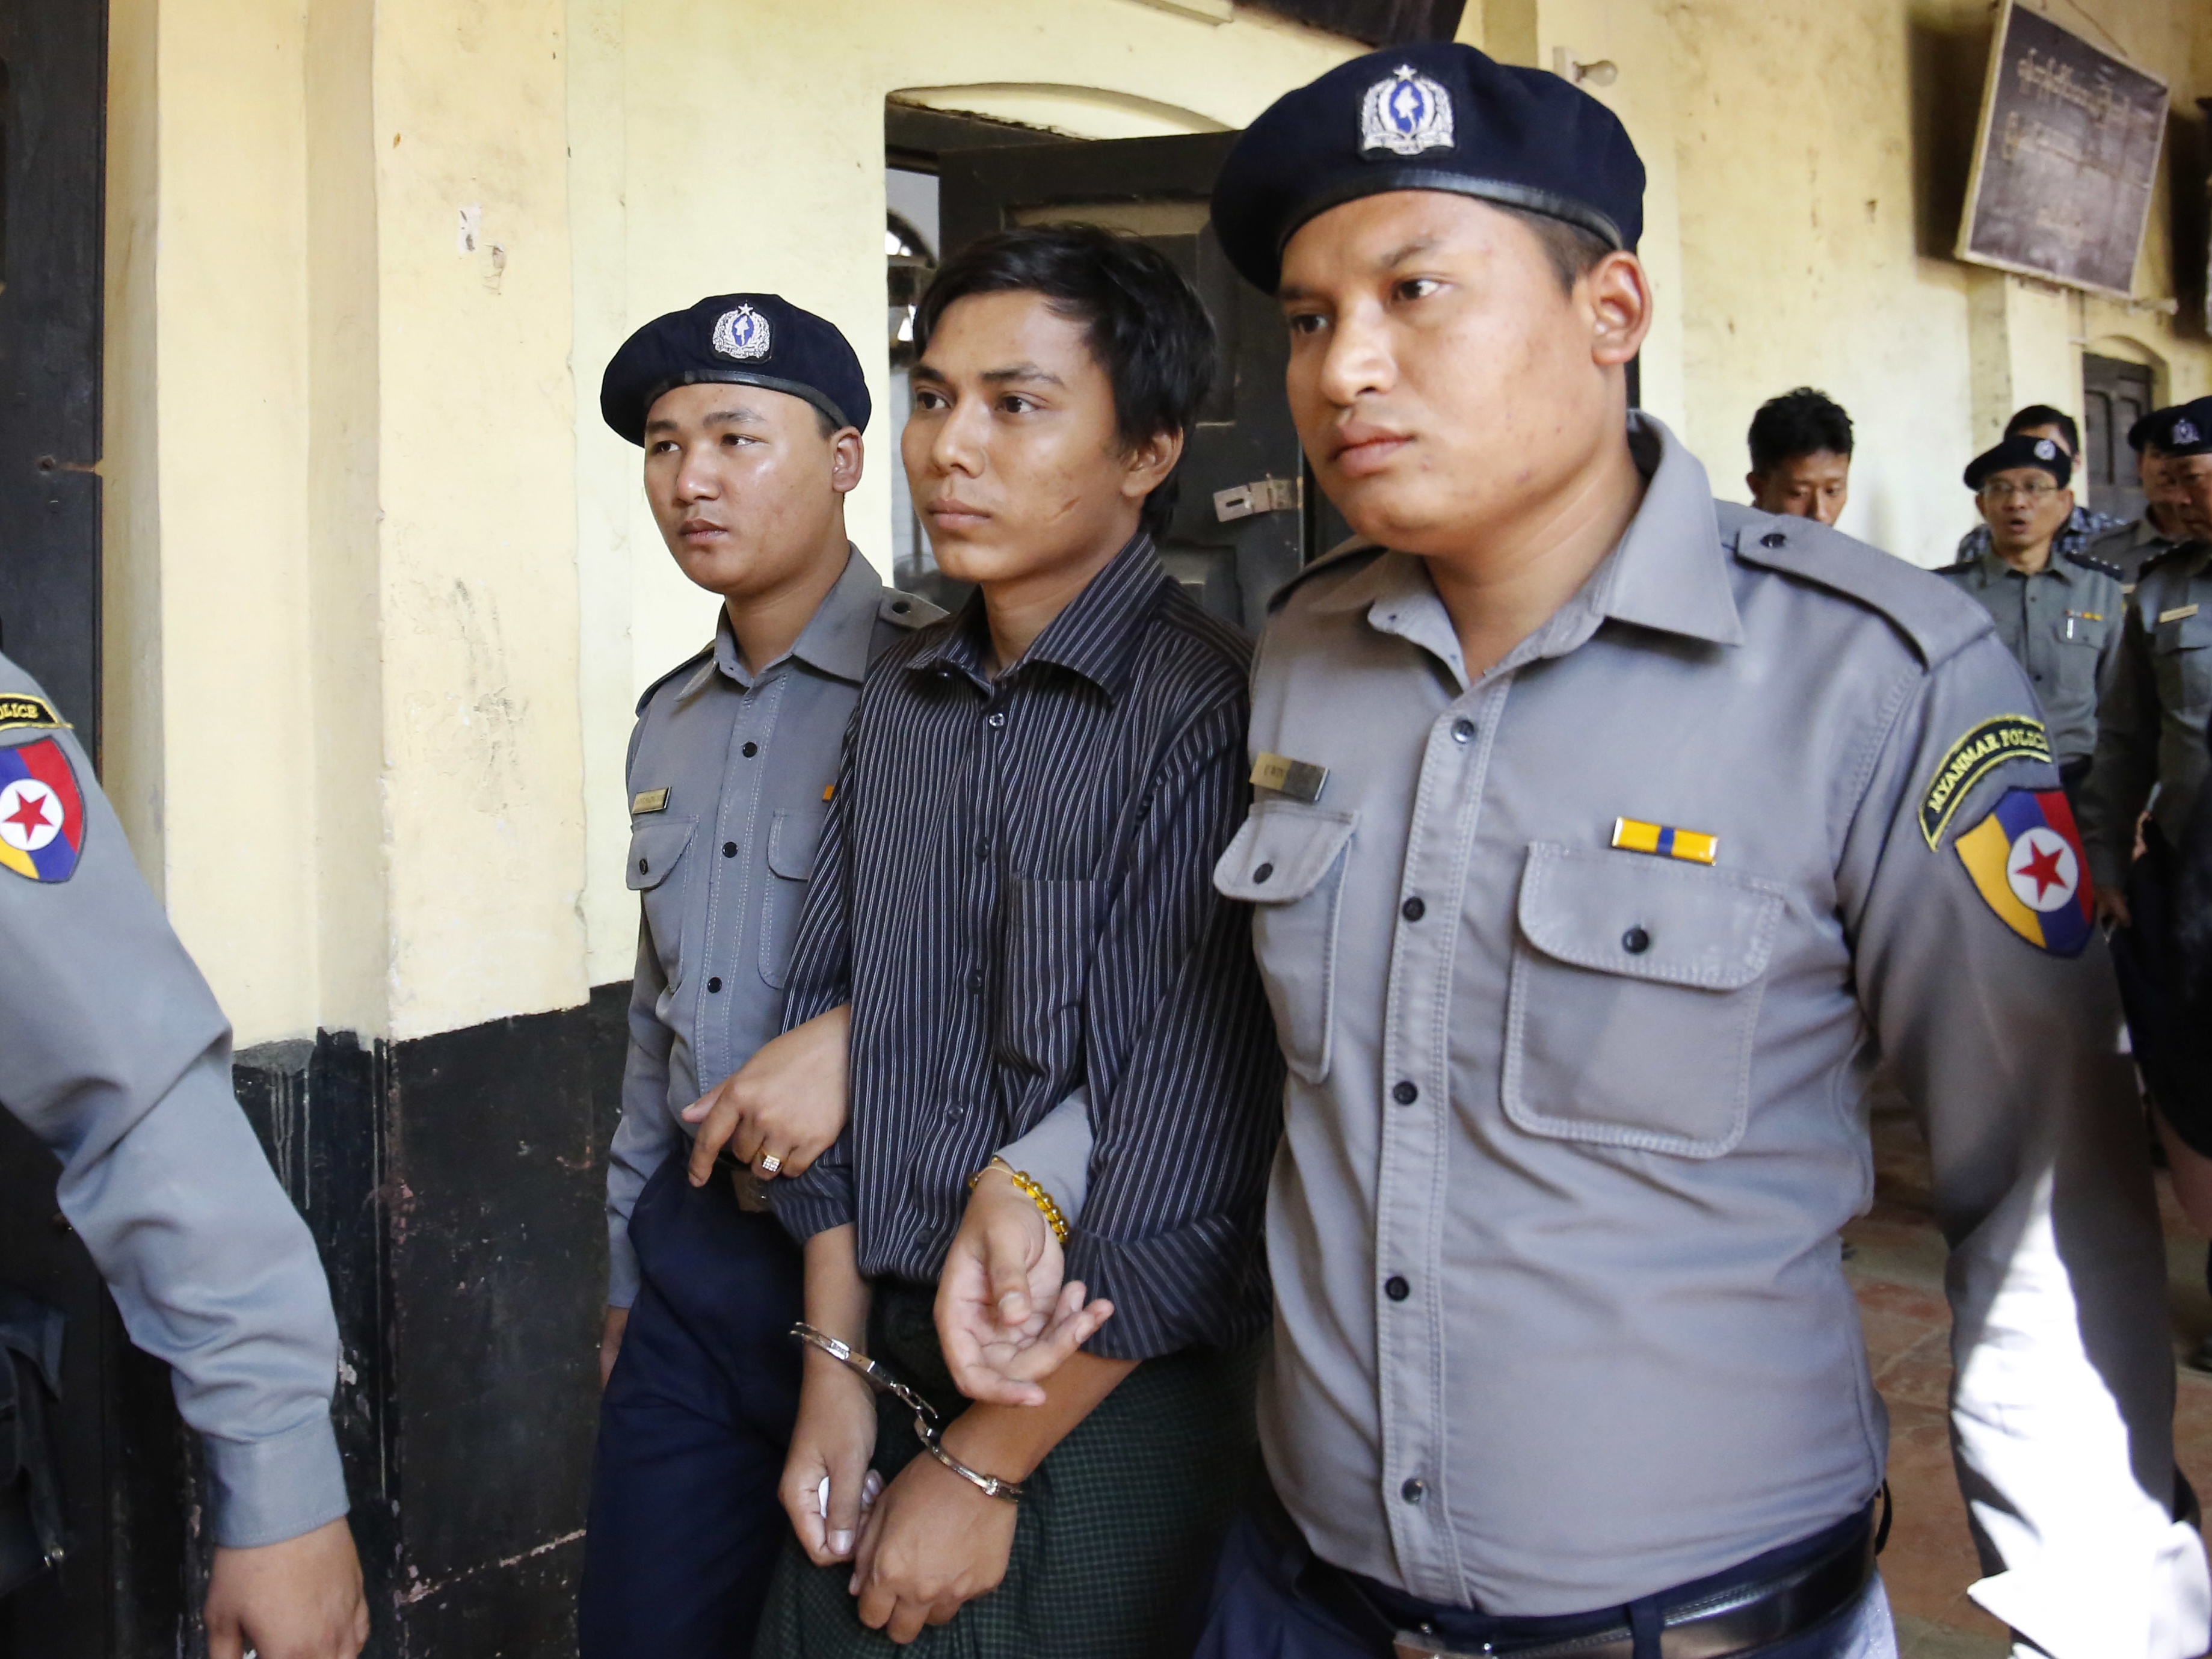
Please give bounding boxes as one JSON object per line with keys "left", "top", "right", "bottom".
{"left": 907, "top": 531, "right": 1167, "bottom": 700}
{"left": 1975, "top": 545, "right": 2071, "bottom": 583}
{"left": 704, "top": 546, "right": 878, "bottom": 692}
{"left": 1314, "top": 414, "right": 1744, "bottom": 688}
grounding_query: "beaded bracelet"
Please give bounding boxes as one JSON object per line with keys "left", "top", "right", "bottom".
{"left": 969, "top": 1157, "right": 1072, "bottom": 1244}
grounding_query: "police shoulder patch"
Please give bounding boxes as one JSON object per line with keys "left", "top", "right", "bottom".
{"left": 0, "top": 737, "right": 85, "bottom": 883}
{"left": 1954, "top": 788, "right": 2092, "bottom": 955}
{"left": 0, "top": 693, "right": 68, "bottom": 734}
{"left": 1920, "top": 714, "right": 2050, "bottom": 848}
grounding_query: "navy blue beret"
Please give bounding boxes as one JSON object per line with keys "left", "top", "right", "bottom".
{"left": 599, "top": 293, "right": 870, "bottom": 445}
{"left": 1964, "top": 433, "right": 2071, "bottom": 490}
{"left": 1212, "top": 42, "right": 1645, "bottom": 294}
{"left": 2139, "top": 397, "right": 2212, "bottom": 458}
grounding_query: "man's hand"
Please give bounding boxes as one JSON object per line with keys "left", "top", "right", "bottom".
{"left": 205, "top": 1516, "right": 368, "bottom": 1659}
{"left": 780, "top": 1355, "right": 882, "bottom": 1565}
{"left": 849, "top": 1451, "right": 1018, "bottom": 1643}
{"left": 937, "top": 1167, "right": 1112, "bottom": 1406}
{"left": 684, "top": 1003, "right": 851, "bottom": 1185}
{"left": 2096, "top": 885, "right": 2132, "bottom": 931}
{"left": 599, "top": 1306, "right": 629, "bottom": 1390}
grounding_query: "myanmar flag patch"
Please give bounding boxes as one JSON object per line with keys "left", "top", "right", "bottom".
{"left": 1954, "top": 787, "right": 2091, "bottom": 956}
{"left": 0, "top": 739, "right": 85, "bottom": 883}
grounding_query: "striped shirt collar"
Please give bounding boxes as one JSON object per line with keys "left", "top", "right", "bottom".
{"left": 907, "top": 531, "right": 1168, "bottom": 700}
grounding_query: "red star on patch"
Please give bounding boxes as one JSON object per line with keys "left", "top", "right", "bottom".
{"left": 2013, "top": 838, "right": 2066, "bottom": 901}
{"left": 4, "top": 791, "right": 50, "bottom": 837}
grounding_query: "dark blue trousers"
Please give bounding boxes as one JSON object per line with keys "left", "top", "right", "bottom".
{"left": 579, "top": 1154, "right": 804, "bottom": 1658}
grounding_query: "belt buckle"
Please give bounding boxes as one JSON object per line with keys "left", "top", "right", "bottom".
{"left": 1393, "top": 1632, "right": 1491, "bottom": 1659}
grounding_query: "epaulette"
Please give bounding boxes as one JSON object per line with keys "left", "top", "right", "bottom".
{"left": 1719, "top": 503, "right": 1990, "bottom": 668}
{"left": 633, "top": 642, "right": 715, "bottom": 716}
{"left": 1265, "top": 534, "right": 1387, "bottom": 615}
{"left": 2061, "top": 549, "right": 2124, "bottom": 582}
{"left": 880, "top": 588, "right": 946, "bottom": 630}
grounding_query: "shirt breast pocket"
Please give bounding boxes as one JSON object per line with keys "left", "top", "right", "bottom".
{"left": 627, "top": 818, "right": 698, "bottom": 985}
{"left": 1502, "top": 843, "right": 1784, "bottom": 1159}
{"left": 759, "top": 807, "right": 826, "bottom": 991}
{"left": 997, "top": 876, "right": 1100, "bottom": 1075}
{"left": 1213, "top": 801, "right": 1357, "bottom": 1085}
{"left": 2152, "top": 608, "right": 2212, "bottom": 713}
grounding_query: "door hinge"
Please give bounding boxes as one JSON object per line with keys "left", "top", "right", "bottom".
{"left": 1213, "top": 476, "right": 1302, "bottom": 522}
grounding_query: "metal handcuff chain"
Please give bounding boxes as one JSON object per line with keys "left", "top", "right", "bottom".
{"left": 789, "top": 1322, "right": 1026, "bottom": 1502}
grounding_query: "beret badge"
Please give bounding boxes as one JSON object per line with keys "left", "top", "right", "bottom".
{"left": 712, "top": 303, "right": 772, "bottom": 362}
{"left": 2177, "top": 418, "right": 2202, "bottom": 446}
{"left": 1360, "top": 65, "right": 1454, "bottom": 159}
{"left": 2033, "top": 439, "right": 2057, "bottom": 460}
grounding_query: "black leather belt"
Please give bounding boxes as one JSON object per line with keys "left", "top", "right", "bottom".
{"left": 1288, "top": 1502, "right": 1879, "bottom": 1659}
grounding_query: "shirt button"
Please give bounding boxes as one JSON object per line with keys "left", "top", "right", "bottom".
{"left": 1760, "top": 530, "right": 1787, "bottom": 548}
{"left": 1401, "top": 896, "right": 1425, "bottom": 922}
{"left": 1450, "top": 719, "right": 1475, "bottom": 745}
{"left": 969, "top": 969, "right": 985, "bottom": 994}
{"left": 1400, "top": 1478, "right": 1426, "bottom": 1504}
{"left": 1253, "top": 863, "right": 1275, "bottom": 883}
{"left": 741, "top": 741, "right": 759, "bottom": 757}
{"left": 722, "top": 841, "right": 738, "bottom": 858}
{"left": 706, "top": 976, "right": 722, "bottom": 993}
{"left": 1384, "top": 1275, "right": 1410, "bottom": 1302}
{"left": 1622, "top": 926, "right": 1651, "bottom": 955}
{"left": 1392, "top": 1080, "right": 1419, "bottom": 1106}
{"left": 976, "top": 840, "right": 992, "bottom": 860}
{"left": 637, "top": 857, "right": 649, "bottom": 873}
{"left": 986, "top": 712, "right": 1006, "bottom": 729}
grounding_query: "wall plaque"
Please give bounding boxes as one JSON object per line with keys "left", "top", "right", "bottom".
{"left": 1956, "top": 1, "right": 2167, "bottom": 298}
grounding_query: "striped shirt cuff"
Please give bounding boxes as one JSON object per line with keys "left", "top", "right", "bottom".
{"left": 772, "top": 1162, "right": 857, "bottom": 1242}
{"left": 1065, "top": 1212, "right": 1269, "bottom": 1362}
{"left": 204, "top": 1414, "right": 350, "bottom": 1548}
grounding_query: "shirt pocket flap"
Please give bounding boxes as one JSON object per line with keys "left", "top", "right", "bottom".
{"left": 1517, "top": 843, "right": 1782, "bottom": 991}
{"left": 626, "top": 819, "right": 695, "bottom": 891}
{"left": 766, "top": 807, "right": 827, "bottom": 881}
{"left": 1214, "top": 801, "right": 1358, "bottom": 903}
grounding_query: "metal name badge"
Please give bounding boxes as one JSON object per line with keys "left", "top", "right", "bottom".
{"left": 712, "top": 304, "right": 771, "bottom": 361}
{"left": 1251, "top": 752, "right": 1328, "bottom": 804}
{"left": 1360, "top": 65, "right": 1454, "bottom": 158}
{"left": 631, "top": 788, "right": 670, "bottom": 814}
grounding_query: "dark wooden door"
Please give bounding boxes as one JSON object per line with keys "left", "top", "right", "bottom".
{"left": 938, "top": 134, "right": 1322, "bottom": 635}
{"left": 2082, "top": 353, "right": 2155, "bottom": 523}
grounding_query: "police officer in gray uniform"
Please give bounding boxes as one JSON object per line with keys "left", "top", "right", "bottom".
{"left": 937, "top": 41, "right": 2207, "bottom": 1659}
{"left": 577, "top": 294, "right": 1081, "bottom": 1657}
{"left": 2080, "top": 396, "right": 2212, "bottom": 1152}
{"left": 2090, "top": 409, "right": 2193, "bottom": 589}
{"left": 0, "top": 657, "right": 363, "bottom": 1659}
{"left": 1938, "top": 433, "right": 2125, "bottom": 799}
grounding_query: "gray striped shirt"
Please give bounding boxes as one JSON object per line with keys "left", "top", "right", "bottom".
{"left": 775, "top": 535, "right": 1282, "bottom": 1361}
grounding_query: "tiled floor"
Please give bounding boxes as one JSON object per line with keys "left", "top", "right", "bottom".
{"left": 1847, "top": 1101, "right": 2212, "bottom": 1658}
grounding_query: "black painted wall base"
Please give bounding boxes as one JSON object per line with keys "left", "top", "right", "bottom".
{"left": 0, "top": 982, "right": 629, "bottom": 1658}
{"left": 227, "top": 983, "right": 629, "bottom": 1658}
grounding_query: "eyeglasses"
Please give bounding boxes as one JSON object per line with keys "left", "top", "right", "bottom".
{"left": 1979, "top": 481, "right": 2060, "bottom": 502}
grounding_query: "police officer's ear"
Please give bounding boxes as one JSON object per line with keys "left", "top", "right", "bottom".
{"left": 827, "top": 426, "right": 864, "bottom": 498}
{"left": 1582, "top": 251, "right": 1653, "bottom": 370}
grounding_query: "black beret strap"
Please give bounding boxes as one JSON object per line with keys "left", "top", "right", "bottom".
{"left": 1275, "top": 167, "right": 1628, "bottom": 261}
{"left": 641, "top": 368, "right": 854, "bottom": 434}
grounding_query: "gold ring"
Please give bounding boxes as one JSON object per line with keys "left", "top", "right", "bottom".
{"left": 758, "top": 1153, "right": 784, "bottom": 1175}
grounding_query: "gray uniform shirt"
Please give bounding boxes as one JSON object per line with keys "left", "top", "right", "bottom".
{"left": 1935, "top": 547, "right": 2124, "bottom": 765}
{"left": 0, "top": 653, "right": 346, "bottom": 1549}
{"left": 605, "top": 553, "right": 1083, "bottom": 1302}
{"left": 1218, "top": 419, "right": 2199, "bottom": 1652}
{"left": 2090, "top": 515, "right": 2183, "bottom": 589}
{"left": 2078, "top": 541, "right": 2212, "bottom": 893}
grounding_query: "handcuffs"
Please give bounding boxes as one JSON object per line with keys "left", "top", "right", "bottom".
{"left": 789, "top": 1322, "right": 1026, "bottom": 1502}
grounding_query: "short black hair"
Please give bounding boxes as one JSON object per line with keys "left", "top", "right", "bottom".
{"left": 1497, "top": 205, "right": 1614, "bottom": 292}
{"left": 2006, "top": 404, "right": 2080, "bottom": 456}
{"left": 914, "top": 224, "right": 1216, "bottom": 537}
{"left": 1748, "top": 387, "right": 1855, "bottom": 473}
